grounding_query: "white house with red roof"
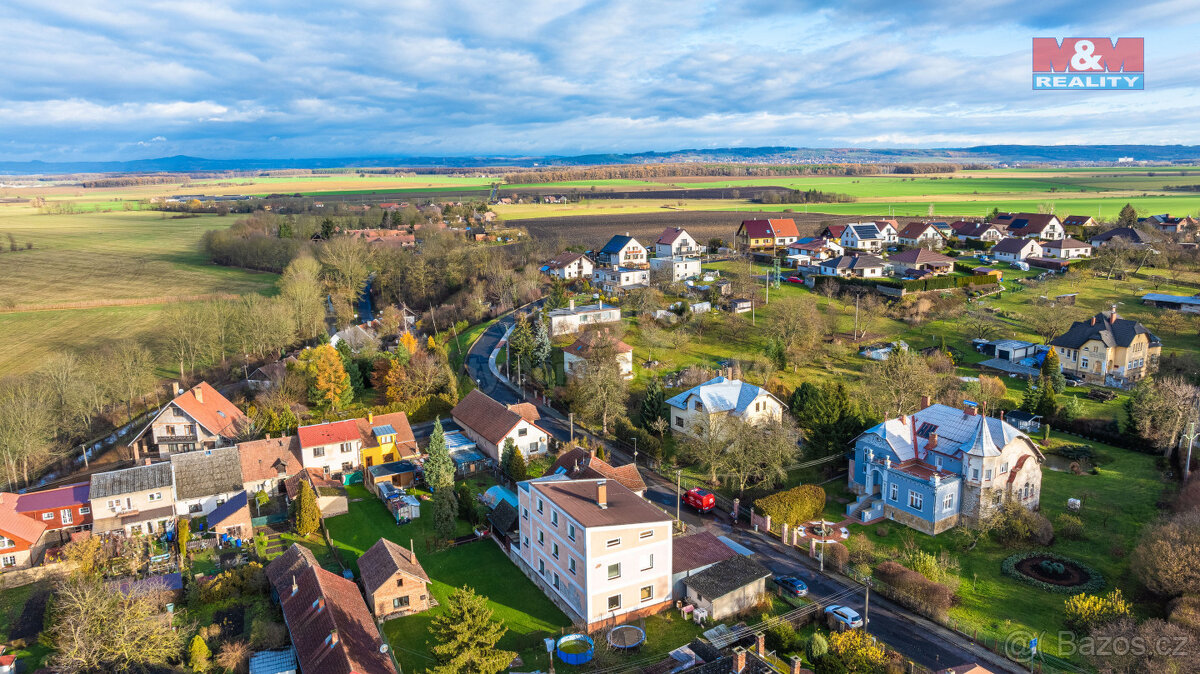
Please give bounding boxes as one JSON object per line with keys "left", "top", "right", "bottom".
{"left": 736, "top": 219, "right": 800, "bottom": 250}
{"left": 297, "top": 420, "right": 363, "bottom": 477}
{"left": 14, "top": 482, "right": 91, "bottom": 543}
{"left": 541, "top": 251, "right": 594, "bottom": 280}
{"left": 0, "top": 492, "right": 48, "bottom": 570}
{"left": 131, "top": 382, "right": 247, "bottom": 458}
{"left": 654, "top": 227, "right": 701, "bottom": 258}
{"left": 993, "top": 213, "right": 1064, "bottom": 240}
{"left": 897, "top": 222, "right": 947, "bottom": 248}
{"left": 1040, "top": 238, "right": 1093, "bottom": 259}
{"left": 451, "top": 389, "right": 549, "bottom": 461}
{"left": 991, "top": 237, "right": 1043, "bottom": 263}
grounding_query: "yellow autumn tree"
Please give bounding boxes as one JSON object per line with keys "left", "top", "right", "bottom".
{"left": 296, "top": 344, "right": 352, "bottom": 410}
{"left": 400, "top": 331, "right": 418, "bottom": 356}
{"left": 828, "top": 629, "right": 888, "bottom": 672}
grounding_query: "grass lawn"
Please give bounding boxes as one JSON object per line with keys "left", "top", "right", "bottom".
{"left": 0, "top": 580, "right": 54, "bottom": 670}
{"left": 843, "top": 433, "right": 1166, "bottom": 662}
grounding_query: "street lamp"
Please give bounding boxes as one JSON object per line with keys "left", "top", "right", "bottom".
{"left": 628, "top": 437, "right": 638, "bottom": 465}
{"left": 1182, "top": 422, "right": 1200, "bottom": 482}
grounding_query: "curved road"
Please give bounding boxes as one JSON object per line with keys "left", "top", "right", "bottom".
{"left": 463, "top": 311, "right": 1021, "bottom": 673}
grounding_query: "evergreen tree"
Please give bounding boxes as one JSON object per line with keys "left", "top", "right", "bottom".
{"left": 424, "top": 419, "right": 455, "bottom": 493}
{"left": 508, "top": 313, "right": 535, "bottom": 374}
{"left": 547, "top": 280, "right": 569, "bottom": 310}
{"left": 503, "top": 438, "right": 527, "bottom": 481}
{"left": 1020, "top": 376, "right": 1040, "bottom": 412}
{"left": 1036, "top": 378, "right": 1060, "bottom": 420}
{"left": 1041, "top": 349, "right": 1066, "bottom": 394}
{"left": 640, "top": 378, "right": 666, "bottom": 428}
{"left": 339, "top": 349, "right": 364, "bottom": 395}
{"left": 429, "top": 586, "right": 515, "bottom": 674}
{"left": 320, "top": 217, "right": 335, "bottom": 239}
{"left": 293, "top": 480, "right": 320, "bottom": 537}
{"left": 177, "top": 518, "right": 190, "bottom": 557}
{"left": 1117, "top": 203, "right": 1138, "bottom": 227}
{"left": 532, "top": 316, "right": 552, "bottom": 384}
{"left": 807, "top": 632, "right": 829, "bottom": 662}
{"left": 432, "top": 489, "right": 458, "bottom": 543}
{"left": 189, "top": 635, "right": 211, "bottom": 673}
{"left": 789, "top": 381, "right": 824, "bottom": 430}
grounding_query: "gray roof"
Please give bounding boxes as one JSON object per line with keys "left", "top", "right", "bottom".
{"left": 90, "top": 462, "right": 174, "bottom": 499}
{"left": 1143, "top": 293, "right": 1200, "bottom": 307}
{"left": 850, "top": 224, "right": 882, "bottom": 240}
{"left": 860, "top": 403, "right": 1030, "bottom": 461}
{"left": 682, "top": 554, "right": 771, "bottom": 599}
{"left": 1049, "top": 311, "right": 1159, "bottom": 350}
{"left": 170, "top": 447, "right": 245, "bottom": 500}
{"left": 991, "top": 237, "right": 1036, "bottom": 254}
{"left": 822, "top": 254, "right": 885, "bottom": 270}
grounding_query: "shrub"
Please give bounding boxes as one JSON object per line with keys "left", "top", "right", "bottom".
{"left": 1168, "top": 595, "right": 1200, "bottom": 634}
{"left": 875, "top": 525, "right": 889, "bottom": 537}
{"left": 189, "top": 635, "right": 211, "bottom": 673}
{"left": 989, "top": 500, "right": 1054, "bottom": 547}
{"left": 755, "top": 485, "right": 827, "bottom": 530}
{"left": 826, "top": 542, "right": 849, "bottom": 572}
{"left": 200, "top": 562, "right": 268, "bottom": 603}
{"left": 1131, "top": 510, "right": 1200, "bottom": 597}
{"left": 806, "top": 632, "right": 829, "bottom": 661}
{"left": 1065, "top": 589, "right": 1132, "bottom": 631}
{"left": 828, "top": 629, "right": 888, "bottom": 673}
{"left": 847, "top": 533, "right": 876, "bottom": 565}
{"left": 873, "top": 560, "right": 954, "bottom": 618}
{"left": 1056, "top": 514, "right": 1085, "bottom": 540}
{"left": 249, "top": 619, "right": 288, "bottom": 649}
{"left": 766, "top": 621, "right": 801, "bottom": 654}
{"left": 813, "top": 654, "right": 848, "bottom": 674}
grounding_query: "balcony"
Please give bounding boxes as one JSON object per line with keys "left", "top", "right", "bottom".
{"left": 156, "top": 433, "right": 197, "bottom": 443}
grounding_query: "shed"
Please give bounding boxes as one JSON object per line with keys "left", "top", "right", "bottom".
{"left": 1004, "top": 410, "right": 1042, "bottom": 433}
{"left": 671, "top": 531, "right": 738, "bottom": 599}
{"left": 367, "top": 460, "right": 418, "bottom": 489}
{"left": 388, "top": 495, "right": 421, "bottom": 521}
{"left": 681, "top": 555, "right": 772, "bottom": 621}
{"left": 482, "top": 485, "right": 517, "bottom": 510}
{"left": 377, "top": 482, "right": 403, "bottom": 502}
{"left": 729, "top": 298, "right": 752, "bottom": 313}
{"left": 446, "top": 431, "right": 488, "bottom": 476}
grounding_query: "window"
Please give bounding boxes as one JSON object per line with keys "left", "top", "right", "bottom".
{"left": 552, "top": 543, "right": 559, "bottom": 559}
{"left": 971, "top": 468, "right": 980, "bottom": 481}
{"left": 518, "top": 427, "right": 528, "bottom": 437}
{"left": 889, "top": 484, "right": 898, "bottom": 501}
{"left": 189, "top": 503, "right": 203, "bottom": 514}
{"left": 606, "top": 538, "right": 621, "bottom": 548}
{"left": 107, "top": 499, "right": 122, "bottom": 510}
{"left": 537, "top": 498, "right": 544, "bottom": 514}
{"left": 551, "top": 512, "right": 558, "bottom": 526}
{"left": 641, "top": 585, "right": 654, "bottom": 602}
{"left": 916, "top": 422, "right": 938, "bottom": 439}
{"left": 130, "top": 524, "right": 142, "bottom": 535}
{"left": 607, "top": 595, "right": 622, "bottom": 611}
{"left": 553, "top": 573, "right": 561, "bottom": 590}
{"left": 568, "top": 524, "right": 576, "bottom": 541}
{"left": 1000, "top": 462, "right": 1009, "bottom": 474}
{"left": 675, "top": 417, "right": 684, "bottom": 428}
{"left": 984, "top": 469, "right": 992, "bottom": 481}
{"left": 523, "top": 507, "right": 529, "bottom": 520}
{"left": 216, "top": 497, "right": 226, "bottom": 506}
{"left": 537, "top": 531, "right": 544, "bottom": 546}
{"left": 1081, "top": 358, "right": 1089, "bottom": 368}
{"left": 79, "top": 506, "right": 90, "bottom": 515}
{"left": 148, "top": 492, "right": 162, "bottom": 502}
{"left": 396, "top": 577, "right": 405, "bottom": 587}
{"left": 568, "top": 557, "right": 576, "bottom": 574}
{"left": 908, "top": 491, "right": 924, "bottom": 510}
{"left": 943, "top": 492, "right": 954, "bottom": 510}
{"left": 1, "top": 556, "right": 15, "bottom": 568}
{"left": 313, "top": 446, "right": 325, "bottom": 457}
{"left": 694, "top": 400, "right": 704, "bottom": 412}
{"left": 607, "top": 563, "right": 621, "bottom": 580}
{"left": 523, "top": 536, "right": 529, "bottom": 548}
{"left": 42, "top": 512, "right": 54, "bottom": 520}
{"left": 0, "top": 537, "right": 13, "bottom": 550}
{"left": 340, "top": 442, "right": 353, "bottom": 453}
{"left": 538, "top": 559, "right": 545, "bottom": 575}
{"left": 639, "top": 529, "right": 653, "bottom": 540}
{"left": 393, "top": 596, "right": 410, "bottom": 608}
{"left": 640, "top": 554, "right": 654, "bottom": 571}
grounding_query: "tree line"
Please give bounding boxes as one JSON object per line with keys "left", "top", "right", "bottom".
{"left": 502, "top": 162, "right": 982, "bottom": 184}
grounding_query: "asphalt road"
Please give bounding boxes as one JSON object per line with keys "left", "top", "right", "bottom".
{"left": 461, "top": 311, "right": 1019, "bottom": 673}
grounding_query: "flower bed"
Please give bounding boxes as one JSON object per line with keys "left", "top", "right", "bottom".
{"left": 1001, "top": 551, "right": 1104, "bottom": 594}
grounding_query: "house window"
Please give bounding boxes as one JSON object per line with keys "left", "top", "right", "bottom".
{"left": 340, "top": 442, "right": 353, "bottom": 453}
{"left": 916, "top": 422, "right": 938, "bottom": 438}
{"left": 538, "top": 559, "right": 545, "bottom": 575}
{"left": 607, "top": 595, "right": 622, "bottom": 611}
{"left": 107, "top": 499, "right": 122, "bottom": 510}
{"left": 0, "top": 537, "right": 13, "bottom": 549}
{"left": 1081, "top": 358, "right": 1089, "bottom": 368}
{"left": 537, "top": 498, "right": 543, "bottom": 514}
{"left": 607, "top": 563, "right": 621, "bottom": 580}
{"left": 518, "top": 428, "right": 528, "bottom": 437}
{"left": 1, "top": 556, "right": 15, "bottom": 568}
{"left": 568, "top": 524, "right": 576, "bottom": 541}
{"left": 694, "top": 400, "right": 704, "bottom": 412}
{"left": 640, "top": 554, "right": 654, "bottom": 571}
{"left": 189, "top": 503, "right": 203, "bottom": 514}
{"left": 889, "top": 484, "right": 898, "bottom": 501}
{"left": 522, "top": 508, "right": 529, "bottom": 520}
{"left": 641, "top": 586, "right": 654, "bottom": 602}
{"left": 393, "top": 596, "right": 410, "bottom": 609}
{"left": 553, "top": 573, "right": 561, "bottom": 590}
{"left": 79, "top": 507, "right": 90, "bottom": 515}
{"left": 537, "top": 531, "right": 544, "bottom": 546}
{"left": 130, "top": 524, "right": 142, "bottom": 535}
{"left": 971, "top": 468, "right": 980, "bottom": 481}
{"left": 216, "top": 497, "right": 226, "bottom": 506}
{"left": 944, "top": 492, "right": 954, "bottom": 510}
{"left": 42, "top": 513, "right": 54, "bottom": 520}
{"left": 523, "top": 536, "right": 529, "bottom": 548}
{"left": 148, "top": 492, "right": 162, "bottom": 502}
{"left": 675, "top": 417, "right": 684, "bottom": 428}
{"left": 908, "top": 491, "right": 923, "bottom": 510}
{"left": 984, "top": 469, "right": 992, "bottom": 481}
{"left": 552, "top": 543, "right": 559, "bottom": 559}
{"left": 639, "top": 530, "right": 653, "bottom": 540}
{"left": 313, "top": 447, "right": 325, "bottom": 457}
{"left": 606, "top": 538, "right": 621, "bottom": 548}
{"left": 568, "top": 557, "right": 576, "bottom": 574}
{"left": 551, "top": 512, "right": 558, "bottom": 526}
{"left": 396, "top": 578, "right": 405, "bottom": 587}
{"left": 1000, "top": 462, "right": 1009, "bottom": 474}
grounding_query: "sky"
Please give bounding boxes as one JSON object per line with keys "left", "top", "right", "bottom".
{"left": 3, "top": 0, "right": 1200, "bottom": 161}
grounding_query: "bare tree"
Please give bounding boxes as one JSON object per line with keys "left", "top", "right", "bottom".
{"left": 279, "top": 253, "right": 327, "bottom": 340}
{"left": 862, "top": 349, "right": 939, "bottom": 418}
{"left": 0, "top": 376, "right": 57, "bottom": 488}
{"left": 106, "top": 341, "right": 157, "bottom": 424}
{"left": 47, "top": 578, "right": 183, "bottom": 673}
{"left": 318, "top": 236, "right": 373, "bottom": 301}
{"left": 680, "top": 413, "right": 736, "bottom": 485}
{"left": 725, "top": 416, "right": 800, "bottom": 494}
{"left": 961, "top": 310, "right": 1001, "bottom": 341}
{"left": 1022, "top": 305, "right": 1080, "bottom": 344}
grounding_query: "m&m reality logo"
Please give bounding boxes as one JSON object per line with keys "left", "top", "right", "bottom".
{"left": 1032, "top": 38, "right": 1144, "bottom": 90}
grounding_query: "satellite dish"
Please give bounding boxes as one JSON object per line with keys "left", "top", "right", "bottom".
{"left": 379, "top": 644, "right": 389, "bottom": 654}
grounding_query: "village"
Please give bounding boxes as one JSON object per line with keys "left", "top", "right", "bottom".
{"left": 1, "top": 200, "right": 1198, "bottom": 674}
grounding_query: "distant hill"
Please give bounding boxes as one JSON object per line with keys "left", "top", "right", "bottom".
{"left": 3, "top": 145, "right": 1200, "bottom": 175}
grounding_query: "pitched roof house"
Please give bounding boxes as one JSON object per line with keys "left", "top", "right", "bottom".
{"left": 0, "top": 491, "right": 48, "bottom": 570}
{"left": 681, "top": 554, "right": 773, "bottom": 620}
{"left": 1061, "top": 215, "right": 1097, "bottom": 229}
{"left": 1089, "top": 226, "right": 1157, "bottom": 247}
{"left": 266, "top": 545, "right": 398, "bottom": 674}
{"left": 563, "top": 329, "right": 634, "bottom": 380}
{"left": 736, "top": 219, "right": 799, "bottom": 249}
{"left": 451, "top": 389, "right": 549, "bottom": 461}
{"left": 358, "top": 539, "right": 432, "bottom": 620}
{"left": 888, "top": 248, "right": 955, "bottom": 275}
{"left": 991, "top": 237, "right": 1042, "bottom": 262}
{"left": 670, "top": 530, "right": 738, "bottom": 599}
{"left": 296, "top": 419, "right": 362, "bottom": 476}
{"left": 1049, "top": 309, "right": 1162, "bottom": 386}
{"left": 171, "top": 446, "right": 245, "bottom": 518}
{"left": 818, "top": 254, "right": 886, "bottom": 278}
{"left": 1040, "top": 237, "right": 1093, "bottom": 259}
{"left": 655, "top": 227, "right": 702, "bottom": 257}
{"left": 897, "top": 222, "right": 946, "bottom": 248}
{"left": 993, "top": 213, "right": 1064, "bottom": 240}
{"left": 14, "top": 482, "right": 91, "bottom": 537}
{"left": 354, "top": 411, "right": 419, "bottom": 468}
{"left": 596, "top": 234, "right": 647, "bottom": 268}
{"left": 542, "top": 251, "right": 594, "bottom": 280}
{"left": 89, "top": 462, "right": 177, "bottom": 536}
{"left": 666, "top": 376, "right": 784, "bottom": 438}
{"left": 238, "top": 435, "right": 303, "bottom": 494}
{"left": 131, "top": 382, "right": 247, "bottom": 457}
{"left": 950, "top": 221, "right": 1005, "bottom": 242}
{"left": 547, "top": 446, "right": 647, "bottom": 495}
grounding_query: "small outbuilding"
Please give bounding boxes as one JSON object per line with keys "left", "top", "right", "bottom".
{"left": 359, "top": 538, "right": 432, "bottom": 621}
{"left": 681, "top": 554, "right": 772, "bottom": 621}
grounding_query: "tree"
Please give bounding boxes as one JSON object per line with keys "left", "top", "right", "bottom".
{"left": 215, "top": 639, "right": 250, "bottom": 674}
{"left": 1131, "top": 510, "right": 1200, "bottom": 597}
{"left": 807, "top": 632, "right": 829, "bottom": 662}
{"left": 567, "top": 336, "right": 628, "bottom": 434}
{"left": 508, "top": 312, "right": 535, "bottom": 375}
{"left": 1128, "top": 377, "right": 1200, "bottom": 459}
{"left": 961, "top": 309, "right": 1000, "bottom": 341}
{"left": 0, "top": 376, "right": 57, "bottom": 489}
{"left": 189, "top": 635, "right": 212, "bottom": 673}
{"left": 1023, "top": 305, "right": 1077, "bottom": 344}
{"left": 424, "top": 419, "right": 455, "bottom": 493}
{"left": 680, "top": 413, "right": 735, "bottom": 485}
{"left": 1117, "top": 202, "right": 1138, "bottom": 227}
{"left": 293, "top": 480, "right": 320, "bottom": 537}
{"left": 432, "top": 489, "right": 458, "bottom": 543}
{"left": 965, "top": 374, "right": 1007, "bottom": 413}
{"left": 640, "top": 378, "right": 666, "bottom": 428}
{"left": 318, "top": 236, "right": 372, "bottom": 308}
{"left": 107, "top": 341, "right": 156, "bottom": 423}
{"left": 428, "top": 586, "right": 515, "bottom": 674}
{"left": 177, "top": 517, "right": 191, "bottom": 556}
{"left": 279, "top": 254, "right": 328, "bottom": 340}
{"left": 725, "top": 417, "right": 800, "bottom": 494}
{"left": 862, "top": 349, "right": 938, "bottom": 418}
{"left": 532, "top": 315, "right": 552, "bottom": 384}
{"left": 502, "top": 438, "right": 527, "bottom": 481}
{"left": 1064, "top": 589, "right": 1132, "bottom": 631}
{"left": 1034, "top": 375, "right": 1059, "bottom": 420}
{"left": 47, "top": 578, "right": 183, "bottom": 673}
{"left": 294, "top": 344, "right": 352, "bottom": 410}
{"left": 1086, "top": 618, "right": 1200, "bottom": 674}
{"left": 1041, "top": 348, "right": 1067, "bottom": 394}
{"left": 60, "top": 535, "right": 108, "bottom": 580}
{"left": 827, "top": 629, "right": 888, "bottom": 673}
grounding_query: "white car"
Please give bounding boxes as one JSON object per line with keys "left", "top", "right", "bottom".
{"left": 824, "top": 605, "right": 864, "bottom": 630}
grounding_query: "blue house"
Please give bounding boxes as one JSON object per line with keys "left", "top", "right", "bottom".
{"left": 846, "top": 400, "right": 1044, "bottom": 535}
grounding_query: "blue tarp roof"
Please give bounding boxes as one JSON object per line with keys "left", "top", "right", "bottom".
{"left": 378, "top": 482, "right": 402, "bottom": 499}
{"left": 450, "top": 448, "right": 486, "bottom": 466}
{"left": 483, "top": 485, "right": 518, "bottom": 510}
{"left": 249, "top": 648, "right": 297, "bottom": 674}
{"left": 208, "top": 490, "right": 248, "bottom": 527}
{"left": 1143, "top": 293, "right": 1200, "bottom": 306}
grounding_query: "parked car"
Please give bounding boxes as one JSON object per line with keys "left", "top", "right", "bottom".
{"left": 683, "top": 488, "right": 716, "bottom": 513}
{"left": 786, "top": 276, "right": 804, "bottom": 284}
{"left": 774, "top": 576, "right": 808, "bottom": 597}
{"left": 824, "top": 605, "right": 863, "bottom": 630}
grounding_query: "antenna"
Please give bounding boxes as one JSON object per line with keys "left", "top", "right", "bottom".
{"left": 380, "top": 644, "right": 389, "bottom": 654}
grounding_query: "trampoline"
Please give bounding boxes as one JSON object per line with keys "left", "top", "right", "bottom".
{"left": 606, "top": 624, "right": 646, "bottom": 650}
{"left": 556, "top": 634, "right": 594, "bottom": 665}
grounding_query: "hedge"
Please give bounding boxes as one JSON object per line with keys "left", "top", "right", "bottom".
{"left": 899, "top": 274, "right": 997, "bottom": 292}
{"left": 755, "top": 484, "right": 826, "bottom": 529}
{"left": 873, "top": 560, "right": 954, "bottom": 618}
{"left": 1000, "top": 551, "right": 1105, "bottom": 595}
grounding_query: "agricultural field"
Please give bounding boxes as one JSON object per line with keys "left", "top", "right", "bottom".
{"left": 0, "top": 206, "right": 278, "bottom": 377}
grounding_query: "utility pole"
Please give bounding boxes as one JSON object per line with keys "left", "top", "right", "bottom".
{"left": 675, "top": 470, "right": 682, "bottom": 523}
{"left": 864, "top": 581, "right": 870, "bottom": 633}
{"left": 630, "top": 437, "right": 638, "bottom": 465}
{"left": 569, "top": 412, "right": 574, "bottom": 445}
{"left": 1184, "top": 422, "right": 1197, "bottom": 482}
{"left": 853, "top": 291, "right": 861, "bottom": 342}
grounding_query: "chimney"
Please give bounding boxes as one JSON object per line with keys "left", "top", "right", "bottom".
{"left": 920, "top": 395, "right": 931, "bottom": 408}
{"left": 291, "top": 575, "right": 299, "bottom": 596}
{"left": 144, "top": 458, "right": 153, "bottom": 466}
{"left": 1110, "top": 304, "right": 1119, "bottom": 322}
{"left": 328, "top": 629, "right": 339, "bottom": 647}
{"left": 791, "top": 655, "right": 805, "bottom": 674}
{"left": 410, "top": 538, "right": 415, "bottom": 560}
{"left": 368, "top": 412, "right": 374, "bottom": 424}
{"left": 755, "top": 632, "right": 766, "bottom": 654}
{"left": 266, "top": 433, "right": 272, "bottom": 440}
{"left": 731, "top": 647, "right": 747, "bottom": 673}
{"left": 999, "top": 410, "right": 1005, "bottom": 421}
{"left": 596, "top": 480, "right": 607, "bottom": 509}
{"left": 1091, "top": 315, "right": 1096, "bottom": 325}
{"left": 967, "top": 406, "right": 978, "bottom": 416}
{"left": 928, "top": 432, "right": 939, "bottom": 451}
{"left": 193, "top": 386, "right": 203, "bottom": 404}
{"left": 980, "top": 401, "right": 988, "bottom": 417}
{"left": 569, "top": 298, "right": 575, "bottom": 312}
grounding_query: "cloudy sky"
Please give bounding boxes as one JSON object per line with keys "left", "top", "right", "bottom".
{"left": 2, "top": 0, "right": 1199, "bottom": 161}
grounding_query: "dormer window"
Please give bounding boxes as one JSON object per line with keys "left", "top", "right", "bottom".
{"left": 694, "top": 400, "right": 704, "bottom": 412}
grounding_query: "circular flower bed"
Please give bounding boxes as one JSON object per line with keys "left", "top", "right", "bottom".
{"left": 1001, "top": 551, "right": 1104, "bottom": 594}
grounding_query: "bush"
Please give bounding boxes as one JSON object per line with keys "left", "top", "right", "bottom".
{"left": 250, "top": 619, "right": 288, "bottom": 649}
{"left": 989, "top": 500, "right": 1054, "bottom": 546}
{"left": 766, "top": 621, "right": 801, "bottom": 654}
{"left": 1168, "top": 595, "right": 1200, "bottom": 634}
{"left": 1064, "top": 589, "right": 1132, "bottom": 631}
{"left": 874, "top": 561, "right": 955, "bottom": 618}
{"left": 826, "top": 542, "right": 849, "bottom": 572}
{"left": 806, "top": 632, "right": 829, "bottom": 661}
{"left": 1131, "top": 510, "right": 1200, "bottom": 597}
{"left": 755, "top": 485, "right": 827, "bottom": 530}
{"left": 200, "top": 562, "right": 268, "bottom": 603}
{"left": 847, "top": 533, "right": 876, "bottom": 565}
{"left": 1056, "top": 513, "right": 1085, "bottom": 540}
{"left": 875, "top": 525, "right": 889, "bottom": 537}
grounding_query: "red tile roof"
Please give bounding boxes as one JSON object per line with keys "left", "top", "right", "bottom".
{"left": 0, "top": 492, "right": 47, "bottom": 544}
{"left": 171, "top": 382, "right": 246, "bottom": 440}
{"left": 238, "top": 436, "right": 303, "bottom": 483}
{"left": 898, "top": 222, "right": 941, "bottom": 239}
{"left": 547, "top": 447, "right": 648, "bottom": 494}
{"left": 359, "top": 539, "right": 430, "bottom": 597}
{"left": 740, "top": 218, "right": 797, "bottom": 240}
{"left": 656, "top": 227, "right": 688, "bottom": 245}
{"left": 297, "top": 420, "right": 361, "bottom": 449}
{"left": 766, "top": 218, "right": 799, "bottom": 238}
{"left": 888, "top": 249, "right": 955, "bottom": 265}
{"left": 507, "top": 403, "right": 541, "bottom": 424}
{"left": 672, "top": 530, "right": 738, "bottom": 574}
{"left": 821, "top": 225, "right": 847, "bottom": 238}
{"left": 451, "top": 390, "right": 533, "bottom": 446}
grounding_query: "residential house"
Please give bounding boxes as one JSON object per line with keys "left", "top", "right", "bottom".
{"left": 991, "top": 237, "right": 1043, "bottom": 263}
{"left": 848, "top": 399, "right": 1044, "bottom": 534}
{"left": 819, "top": 224, "right": 848, "bottom": 240}
{"left": 1061, "top": 215, "right": 1097, "bottom": 230}
{"left": 359, "top": 539, "right": 432, "bottom": 620}
{"left": 736, "top": 219, "right": 799, "bottom": 251}
{"left": 1049, "top": 308, "right": 1162, "bottom": 386}
{"left": 265, "top": 545, "right": 398, "bottom": 674}
{"left": 951, "top": 221, "right": 1005, "bottom": 243}
{"left": 649, "top": 255, "right": 701, "bottom": 282}
{"left": 546, "top": 301, "right": 621, "bottom": 337}
{"left": 563, "top": 330, "right": 634, "bottom": 380}
{"left": 818, "top": 254, "right": 886, "bottom": 278}
{"left": 297, "top": 420, "right": 362, "bottom": 476}
{"left": 1089, "top": 226, "right": 1158, "bottom": 248}
{"left": 666, "top": 376, "right": 785, "bottom": 438}
{"left": 897, "top": 222, "right": 946, "bottom": 249}
{"left": 284, "top": 469, "right": 348, "bottom": 517}
{"left": 595, "top": 234, "right": 648, "bottom": 268}
{"left": 0, "top": 492, "right": 47, "bottom": 570}
{"left": 90, "top": 462, "right": 176, "bottom": 537}
{"left": 542, "top": 252, "right": 594, "bottom": 280}
{"left": 655, "top": 227, "right": 702, "bottom": 258}
{"left": 873, "top": 220, "right": 900, "bottom": 245}
{"left": 839, "top": 223, "right": 884, "bottom": 252}
{"left": 205, "top": 491, "right": 253, "bottom": 541}
{"left": 1140, "top": 214, "right": 1197, "bottom": 235}
{"left": 238, "top": 435, "right": 303, "bottom": 496}
{"left": 451, "top": 389, "right": 549, "bottom": 461}
{"left": 330, "top": 323, "right": 378, "bottom": 352}
{"left": 993, "top": 213, "right": 1064, "bottom": 240}
{"left": 516, "top": 477, "right": 673, "bottom": 630}
{"left": 343, "top": 229, "right": 416, "bottom": 248}
{"left": 548, "top": 446, "right": 647, "bottom": 496}
{"left": 1040, "top": 238, "right": 1092, "bottom": 259}
{"left": 671, "top": 530, "right": 737, "bottom": 599}
{"left": 681, "top": 554, "right": 772, "bottom": 621}
{"left": 14, "top": 482, "right": 91, "bottom": 545}
{"left": 171, "top": 446, "right": 245, "bottom": 519}
{"left": 247, "top": 358, "right": 294, "bottom": 391}
{"left": 593, "top": 266, "right": 650, "bottom": 293}
{"left": 887, "top": 249, "right": 954, "bottom": 276}
{"left": 130, "top": 382, "right": 247, "bottom": 458}
{"left": 786, "top": 238, "right": 843, "bottom": 263}
{"left": 1142, "top": 293, "right": 1200, "bottom": 313}
{"left": 354, "top": 412, "right": 418, "bottom": 468}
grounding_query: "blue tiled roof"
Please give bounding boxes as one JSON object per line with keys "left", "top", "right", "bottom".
{"left": 208, "top": 490, "right": 248, "bottom": 527}
{"left": 600, "top": 234, "right": 634, "bottom": 254}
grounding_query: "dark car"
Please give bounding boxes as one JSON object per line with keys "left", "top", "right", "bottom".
{"left": 774, "top": 576, "right": 808, "bottom": 597}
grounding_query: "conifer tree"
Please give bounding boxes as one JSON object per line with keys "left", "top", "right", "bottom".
{"left": 189, "top": 635, "right": 211, "bottom": 673}
{"left": 503, "top": 438, "right": 527, "bottom": 481}
{"left": 429, "top": 586, "right": 515, "bottom": 674}
{"left": 432, "top": 488, "right": 457, "bottom": 543}
{"left": 1041, "top": 349, "right": 1066, "bottom": 394}
{"left": 424, "top": 419, "right": 455, "bottom": 493}
{"left": 641, "top": 378, "right": 665, "bottom": 428}
{"left": 293, "top": 480, "right": 320, "bottom": 537}
{"left": 1117, "top": 203, "right": 1138, "bottom": 227}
